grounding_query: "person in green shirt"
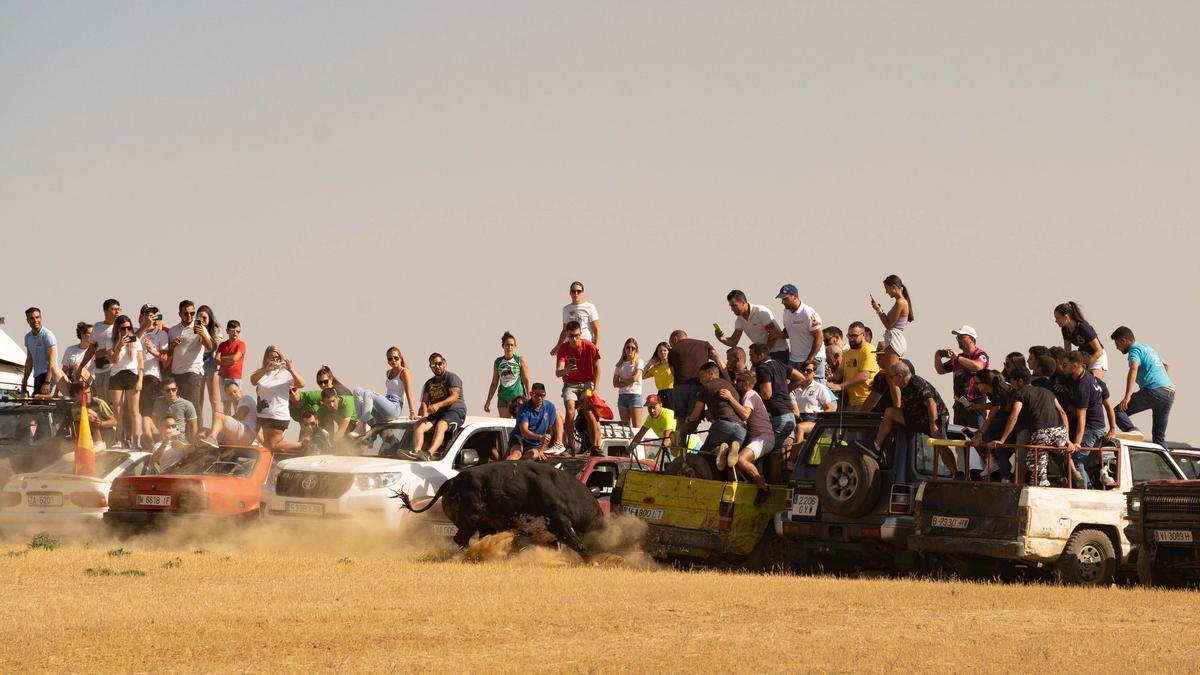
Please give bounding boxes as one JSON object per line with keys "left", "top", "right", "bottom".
{"left": 289, "top": 365, "right": 357, "bottom": 430}
{"left": 484, "top": 332, "right": 530, "bottom": 418}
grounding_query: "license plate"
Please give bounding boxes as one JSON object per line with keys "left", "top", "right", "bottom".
{"left": 932, "top": 515, "right": 969, "bottom": 529}
{"left": 27, "top": 493, "right": 63, "bottom": 507}
{"left": 136, "top": 494, "right": 172, "bottom": 506}
{"left": 1154, "top": 530, "right": 1194, "bottom": 543}
{"left": 432, "top": 523, "right": 457, "bottom": 536}
{"left": 791, "top": 494, "right": 818, "bottom": 517}
{"left": 622, "top": 506, "right": 664, "bottom": 520}
{"left": 286, "top": 502, "right": 324, "bottom": 516}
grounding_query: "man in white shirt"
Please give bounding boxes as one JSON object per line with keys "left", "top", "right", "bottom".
{"left": 136, "top": 304, "right": 170, "bottom": 439}
{"left": 774, "top": 284, "right": 827, "bottom": 382}
{"left": 715, "top": 290, "right": 789, "bottom": 363}
{"left": 167, "top": 300, "right": 213, "bottom": 411}
{"left": 196, "top": 382, "right": 259, "bottom": 448}
{"left": 75, "top": 298, "right": 122, "bottom": 399}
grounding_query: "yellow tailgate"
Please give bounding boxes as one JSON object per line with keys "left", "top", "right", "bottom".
{"left": 619, "top": 471, "right": 729, "bottom": 532}
{"left": 725, "top": 483, "right": 788, "bottom": 556}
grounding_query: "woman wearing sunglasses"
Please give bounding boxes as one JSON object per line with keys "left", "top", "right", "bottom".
{"left": 613, "top": 337, "right": 645, "bottom": 427}
{"left": 352, "top": 346, "right": 416, "bottom": 434}
{"left": 107, "top": 314, "right": 145, "bottom": 448}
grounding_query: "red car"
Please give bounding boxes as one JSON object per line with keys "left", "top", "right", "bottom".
{"left": 104, "top": 446, "right": 286, "bottom": 530}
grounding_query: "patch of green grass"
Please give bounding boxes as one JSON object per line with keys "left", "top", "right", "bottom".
{"left": 4, "top": 550, "right": 29, "bottom": 558}
{"left": 28, "top": 533, "right": 58, "bottom": 550}
{"left": 84, "top": 567, "right": 148, "bottom": 577}
{"left": 162, "top": 557, "right": 183, "bottom": 569}
{"left": 107, "top": 548, "right": 131, "bottom": 557}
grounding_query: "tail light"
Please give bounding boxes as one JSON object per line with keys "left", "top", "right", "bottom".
{"left": 889, "top": 485, "right": 912, "bottom": 514}
{"left": 1, "top": 492, "right": 20, "bottom": 508}
{"left": 718, "top": 500, "right": 734, "bottom": 532}
{"left": 70, "top": 491, "right": 107, "bottom": 508}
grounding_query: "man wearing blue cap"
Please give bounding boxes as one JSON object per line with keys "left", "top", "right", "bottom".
{"left": 773, "top": 284, "right": 826, "bottom": 382}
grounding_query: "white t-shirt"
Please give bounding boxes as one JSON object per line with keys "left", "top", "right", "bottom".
{"left": 616, "top": 357, "right": 644, "bottom": 396}
{"left": 234, "top": 394, "right": 258, "bottom": 432}
{"left": 795, "top": 380, "right": 835, "bottom": 414}
{"left": 140, "top": 328, "right": 170, "bottom": 381}
{"left": 168, "top": 323, "right": 209, "bottom": 375}
{"left": 784, "top": 303, "right": 824, "bottom": 363}
{"left": 563, "top": 302, "right": 600, "bottom": 343}
{"left": 91, "top": 321, "right": 116, "bottom": 373}
{"left": 255, "top": 367, "right": 294, "bottom": 422}
{"left": 734, "top": 304, "right": 788, "bottom": 354}
{"left": 62, "top": 344, "right": 86, "bottom": 374}
{"left": 112, "top": 339, "right": 143, "bottom": 375}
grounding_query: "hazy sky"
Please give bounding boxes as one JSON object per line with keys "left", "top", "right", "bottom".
{"left": 3, "top": 2, "right": 1197, "bottom": 440}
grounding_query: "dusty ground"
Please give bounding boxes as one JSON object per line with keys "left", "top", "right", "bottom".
{"left": 0, "top": 523, "right": 1195, "bottom": 674}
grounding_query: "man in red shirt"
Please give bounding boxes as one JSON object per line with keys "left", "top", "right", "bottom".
{"left": 215, "top": 320, "right": 247, "bottom": 416}
{"left": 556, "top": 320, "right": 601, "bottom": 454}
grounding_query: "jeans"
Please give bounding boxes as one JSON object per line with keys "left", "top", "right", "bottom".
{"left": 698, "top": 417, "right": 746, "bottom": 455}
{"left": 354, "top": 388, "right": 405, "bottom": 425}
{"left": 770, "top": 413, "right": 796, "bottom": 455}
{"left": 673, "top": 382, "right": 702, "bottom": 428}
{"left": 1072, "top": 427, "right": 1106, "bottom": 489}
{"left": 1116, "top": 387, "right": 1174, "bottom": 447}
{"left": 173, "top": 372, "right": 203, "bottom": 411}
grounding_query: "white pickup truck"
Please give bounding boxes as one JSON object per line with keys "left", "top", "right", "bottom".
{"left": 908, "top": 438, "right": 1184, "bottom": 585}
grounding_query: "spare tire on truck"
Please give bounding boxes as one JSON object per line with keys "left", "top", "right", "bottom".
{"left": 815, "top": 447, "right": 882, "bottom": 517}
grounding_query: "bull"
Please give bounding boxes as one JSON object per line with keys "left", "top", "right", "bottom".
{"left": 394, "top": 460, "right": 605, "bottom": 557}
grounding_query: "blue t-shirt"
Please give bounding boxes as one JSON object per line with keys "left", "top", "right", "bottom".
{"left": 24, "top": 329, "right": 57, "bottom": 377}
{"left": 1071, "top": 372, "right": 1106, "bottom": 431}
{"left": 515, "top": 400, "right": 557, "bottom": 448}
{"left": 1128, "top": 342, "right": 1173, "bottom": 390}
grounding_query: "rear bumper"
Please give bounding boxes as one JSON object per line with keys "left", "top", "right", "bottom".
{"left": 644, "top": 524, "right": 727, "bottom": 561}
{"left": 908, "top": 534, "right": 1025, "bottom": 560}
{"left": 102, "top": 510, "right": 255, "bottom": 528}
{"left": 775, "top": 513, "right": 914, "bottom": 548}
{"left": 264, "top": 493, "right": 404, "bottom": 531}
{"left": 0, "top": 511, "right": 104, "bottom": 532}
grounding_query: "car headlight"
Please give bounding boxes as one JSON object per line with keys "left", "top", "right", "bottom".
{"left": 1129, "top": 496, "right": 1141, "bottom": 514}
{"left": 353, "top": 473, "right": 402, "bottom": 491}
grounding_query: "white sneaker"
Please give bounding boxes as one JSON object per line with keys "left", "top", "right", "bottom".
{"left": 546, "top": 442, "right": 567, "bottom": 456}
{"left": 715, "top": 443, "right": 730, "bottom": 470}
{"left": 195, "top": 435, "right": 219, "bottom": 450}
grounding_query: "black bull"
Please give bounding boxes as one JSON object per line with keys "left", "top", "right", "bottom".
{"left": 395, "top": 461, "right": 605, "bottom": 556}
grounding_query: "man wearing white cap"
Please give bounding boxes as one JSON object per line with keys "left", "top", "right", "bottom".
{"left": 933, "top": 325, "right": 990, "bottom": 429}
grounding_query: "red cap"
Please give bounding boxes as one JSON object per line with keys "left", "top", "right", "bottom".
{"left": 645, "top": 394, "right": 661, "bottom": 407}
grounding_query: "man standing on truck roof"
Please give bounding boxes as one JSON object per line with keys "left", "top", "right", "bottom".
{"left": 934, "top": 325, "right": 990, "bottom": 429}
{"left": 874, "top": 362, "right": 952, "bottom": 474}
{"left": 829, "top": 322, "right": 877, "bottom": 409}
{"left": 21, "top": 307, "right": 62, "bottom": 397}
{"left": 715, "top": 290, "right": 789, "bottom": 364}
{"left": 686, "top": 362, "right": 745, "bottom": 459}
{"left": 774, "top": 284, "right": 826, "bottom": 381}
{"left": 556, "top": 321, "right": 601, "bottom": 454}
{"left": 1110, "top": 326, "right": 1175, "bottom": 447}
{"left": 75, "top": 298, "right": 122, "bottom": 400}
{"left": 668, "top": 329, "right": 726, "bottom": 439}
{"left": 984, "top": 365, "right": 1070, "bottom": 487}
{"left": 721, "top": 369, "right": 774, "bottom": 504}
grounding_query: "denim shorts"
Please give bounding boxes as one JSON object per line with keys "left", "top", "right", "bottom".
{"left": 562, "top": 381, "right": 592, "bottom": 402}
{"left": 618, "top": 393, "right": 644, "bottom": 409}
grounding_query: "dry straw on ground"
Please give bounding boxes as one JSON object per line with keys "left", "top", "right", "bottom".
{"left": 0, "top": 523, "right": 1196, "bottom": 674}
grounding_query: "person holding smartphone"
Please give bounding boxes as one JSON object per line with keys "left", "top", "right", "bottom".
{"left": 166, "top": 300, "right": 213, "bottom": 412}
{"left": 251, "top": 345, "right": 304, "bottom": 450}
{"left": 933, "top": 325, "right": 991, "bottom": 430}
{"left": 107, "top": 315, "right": 145, "bottom": 448}
{"left": 136, "top": 304, "right": 169, "bottom": 440}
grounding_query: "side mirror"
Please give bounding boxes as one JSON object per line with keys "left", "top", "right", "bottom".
{"left": 458, "top": 448, "right": 481, "bottom": 468}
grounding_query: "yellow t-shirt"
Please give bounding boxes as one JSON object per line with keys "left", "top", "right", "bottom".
{"left": 646, "top": 362, "right": 674, "bottom": 390}
{"left": 841, "top": 344, "right": 878, "bottom": 408}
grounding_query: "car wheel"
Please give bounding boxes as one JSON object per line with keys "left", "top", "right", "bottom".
{"left": 1057, "top": 528, "right": 1116, "bottom": 586}
{"left": 814, "top": 448, "right": 881, "bottom": 517}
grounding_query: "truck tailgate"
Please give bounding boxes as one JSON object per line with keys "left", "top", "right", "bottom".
{"left": 917, "top": 482, "right": 1024, "bottom": 540}
{"left": 618, "top": 471, "right": 728, "bottom": 531}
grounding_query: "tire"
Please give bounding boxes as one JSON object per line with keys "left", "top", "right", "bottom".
{"left": 664, "top": 454, "right": 717, "bottom": 481}
{"left": 1057, "top": 528, "right": 1116, "bottom": 586}
{"left": 745, "top": 527, "right": 786, "bottom": 573}
{"left": 814, "top": 448, "right": 882, "bottom": 517}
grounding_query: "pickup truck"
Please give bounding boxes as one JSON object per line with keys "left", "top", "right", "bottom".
{"left": 774, "top": 412, "right": 971, "bottom": 573}
{"left": 612, "top": 466, "right": 788, "bottom": 570}
{"left": 0, "top": 397, "right": 75, "bottom": 480}
{"left": 909, "top": 438, "right": 1184, "bottom": 585}
{"left": 1126, "top": 479, "right": 1200, "bottom": 587}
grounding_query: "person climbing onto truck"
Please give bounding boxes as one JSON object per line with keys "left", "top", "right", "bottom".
{"left": 1110, "top": 326, "right": 1175, "bottom": 447}
{"left": 719, "top": 369, "right": 774, "bottom": 504}
{"left": 686, "top": 362, "right": 745, "bottom": 460}
{"left": 873, "top": 362, "right": 951, "bottom": 474}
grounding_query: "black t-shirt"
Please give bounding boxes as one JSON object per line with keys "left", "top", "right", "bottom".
{"left": 669, "top": 339, "right": 714, "bottom": 385}
{"left": 869, "top": 372, "right": 891, "bottom": 413}
{"left": 754, "top": 359, "right": 793, "bottom": 417}
{"left": 699, "top": 378, "right": 738, "bottom": 421}
{"left": 1050, "top": 372, "right": 1074, "bottom": 411}
{"left": 1071, "top": 372, "right": 1106, "bottom": 431}
{"left": 1062, "top": 321, "right": 1102, "bottom": 356}
{"left": 899, "top": 375, "right": 948, "bottom": 429}
{"left": 1014, "top": 385, "right": 1060, "bottom": 431}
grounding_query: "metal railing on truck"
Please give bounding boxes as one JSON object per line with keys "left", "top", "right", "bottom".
{"left": 927, "top": 438, "right": 1118, "bottom": 489}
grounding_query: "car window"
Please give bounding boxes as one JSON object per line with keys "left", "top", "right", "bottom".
{"left": 366, "top": 425, "right": 414, "bottom": 457}
{"left": 1130, "top": 447, "right": 1180, "bottom": 485}
{"left": 40, "top": 450, "right": 129, "bottom": 477}
{"left": 458, "top": 429, "right": 503, "bottom": 466}
{"left": 122, "top": 457, "right": 153, "bottom": 477}
{"left": 1174, "top": 456, "right": 1199, "bottom": 480}
{"left": 913, "top": 434, "right": 956, "bottom": 478}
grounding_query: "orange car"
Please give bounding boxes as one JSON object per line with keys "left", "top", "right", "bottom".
{"left": 104, "top": 445, "right": 285, "bottom": 530}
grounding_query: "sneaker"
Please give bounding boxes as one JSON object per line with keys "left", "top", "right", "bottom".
{"left": 545, "top": 443, "right": 567, "bottom": 456}
{"left": 1117, "top": 430, "right": 1145, "bottom": 441}
{"left": 715, "top": 443, "right": 730, "bottom": 470}
{"left": 1098, "top": 470, "right": 1117, "bottom": 488}
{"left": 754, "top": 487, "right": 771, "bottom": 506}
{"left": 195, "top": 435, "right": 219, "bottom": 450}
{"left": 726, "top": 442, "right": 742, "bottom": 470}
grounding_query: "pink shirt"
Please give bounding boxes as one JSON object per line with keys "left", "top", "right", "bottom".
{"left": 741, "top": 389, "right": 773, "bottom": 442}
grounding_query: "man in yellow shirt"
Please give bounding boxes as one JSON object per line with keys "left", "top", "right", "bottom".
{"left": 628, "top": 394, "right": 697, "bottom": 462}
{"left": 830, "top": 321, "right": 878, "bottom": 409}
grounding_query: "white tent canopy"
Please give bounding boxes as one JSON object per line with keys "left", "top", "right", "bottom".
{"left": 0, "top": 328, "right": 28, "bottom": 392}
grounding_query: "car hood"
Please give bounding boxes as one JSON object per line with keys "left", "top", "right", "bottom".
{"left": 276, "top": 454, "right": 416, "bottom": 474}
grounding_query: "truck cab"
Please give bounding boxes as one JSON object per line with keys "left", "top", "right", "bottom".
{"left": 775, "top": 412, "right": 969, "bottom": 573}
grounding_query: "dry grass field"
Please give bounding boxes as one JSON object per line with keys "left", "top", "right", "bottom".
{"left": 0, "top": 522, "right": 1196, "bottom": 674}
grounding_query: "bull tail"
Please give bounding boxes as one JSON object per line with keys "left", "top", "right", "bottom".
{"left": 391, "top": 480, "right": 450, "bottom": 514}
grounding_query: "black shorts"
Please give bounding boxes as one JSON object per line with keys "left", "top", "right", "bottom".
{"left": 258, "top": 418, "right": 290, "bottom": 432}
{"left": 139, "top": 376, "right": 161, "bottom": 411}
{"left": 110, "top": 370, "right": 139, "bottom": 390}
{"left": 428, "top": 408, "right": 465, "bottom": 427}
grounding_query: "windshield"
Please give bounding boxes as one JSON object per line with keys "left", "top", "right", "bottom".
{"left": 1130, "top": 447, "right": 1181, "bottom": 484}
{"left": 364, "top": 422, "right": 462, "bottom": 460}
{"left": 38, "top": 451, "right": 130, "bottom": 477}
{"left": 1173, "top": 455, "right": 1200, "bottom": 480}
{"left": 172, "top": 448, "right": 260, "bottom": 477}
{"left": 0, "top": 409, "right": 64, "bottom": 444}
